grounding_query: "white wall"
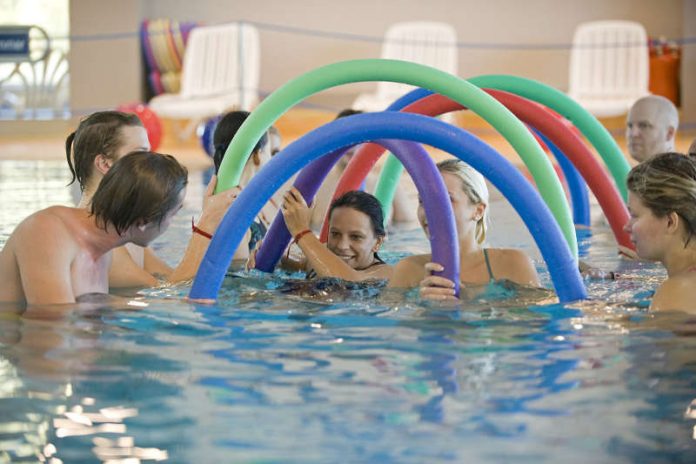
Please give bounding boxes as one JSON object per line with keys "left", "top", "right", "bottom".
{"left": 68, "top": 0, "right": 692, "bottom": 119}
{"left": 69, "top": 0, "right": 143, "bottom": 113}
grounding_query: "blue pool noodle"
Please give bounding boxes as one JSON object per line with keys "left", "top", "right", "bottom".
{"left": 533, "top": 128, "right": 591, "bottom": 227}
{"left": 190, "top": 112, "right": 586, "bottom": 303}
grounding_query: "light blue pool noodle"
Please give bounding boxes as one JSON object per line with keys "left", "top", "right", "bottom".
{"left": 190, "top": 112, "right": 586, "bottom": 303}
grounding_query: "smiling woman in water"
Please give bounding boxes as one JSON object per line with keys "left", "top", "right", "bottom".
{"left": 278, "top": 189, "right": 392, "bottom": 282}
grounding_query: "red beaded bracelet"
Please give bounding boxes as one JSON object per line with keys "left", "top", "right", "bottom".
{"left": 284, "top": 229, "right": 313, "bottom": 261}
{"left": 191, "top": 217, "right": 213, "bottom": 239}
{"left": 293, "top": 229, "right": 312, "bottom": 244}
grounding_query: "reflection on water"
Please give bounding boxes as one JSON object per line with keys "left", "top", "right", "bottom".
{"left": 1, "top": 161, "right": 695, "bottom": 462}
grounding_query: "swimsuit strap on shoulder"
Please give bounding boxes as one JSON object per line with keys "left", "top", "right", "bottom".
{"left": 483, "top": 248, "right": 495, "bottom": 282}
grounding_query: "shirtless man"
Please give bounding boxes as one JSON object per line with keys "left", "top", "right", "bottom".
{"left": 66, "top": 111, "right": 238, "bottom": 288}
{"left": 626, "top": 95, "right": 679, "bottom": 163}
{"left": 0, "top": 151, "right": 188, "bottom": 305}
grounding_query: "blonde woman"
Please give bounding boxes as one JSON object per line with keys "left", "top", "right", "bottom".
{"left": 389, "top": 158, "right": 540, "bottom": 300}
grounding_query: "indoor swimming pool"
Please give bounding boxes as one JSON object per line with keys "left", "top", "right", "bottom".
{"left": 0, "top": 160, "right": 694, "bottom": 463}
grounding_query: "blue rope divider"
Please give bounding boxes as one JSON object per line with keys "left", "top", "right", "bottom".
{"left": 41, "top": 19, "right": 696, "bottom": 49}
{"left": 13, "top": 20, "right": 695, "bottom": 128}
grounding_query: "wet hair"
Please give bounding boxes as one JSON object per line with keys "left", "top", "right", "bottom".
{"left": 627, "top": 152, "right": 696, "bottom": 246}
{"left": 213, "top": 111, "right": 268, "bottom": 173}
{"left": 65, "top": 111, "right": 143, "bottom": 191}
{"left": 90, "top": 151, "right": 188, "bottom": 235}
{"left": 334, "top": 109, "right": 365, "bottom": 169}
{"left": 688, "top": 138, "right": 696, "bottom": 157}
{"left": 335, "top": 108, "right": 364, "bottom": 120}
{"left": 268, "top": 125, "right": 281, "bottom": 156}
{"left": 436, "top": 158, "right": 490, "bottom": 244}
{"left": 329, "top": 190, "right": 386, "bottom": 239}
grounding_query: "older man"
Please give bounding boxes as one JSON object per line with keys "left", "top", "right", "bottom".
{"left": 626, "top": 95, "right": 679, "bottom": 162}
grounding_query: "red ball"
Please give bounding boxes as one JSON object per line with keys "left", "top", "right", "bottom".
{"left": 116, "top": 103, "right": 163, "bottom": 151}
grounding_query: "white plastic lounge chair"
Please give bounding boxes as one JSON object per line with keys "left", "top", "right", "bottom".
{"left": 352, "top": 21, "right": 458, "bottom": 112}
{"left": 149, "top": 22, "right": 260, "bottom": 126}
{"left": 567, "top": 20, "right": 649, "bottom": 117}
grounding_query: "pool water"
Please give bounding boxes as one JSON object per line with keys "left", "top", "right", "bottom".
{"left": 1, "top": 160, "right": 695, "bottom": 463}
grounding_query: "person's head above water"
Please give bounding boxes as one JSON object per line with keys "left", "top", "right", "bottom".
{"left": 66, "top": 111, "right": 150, "bottom": 192}
{"left": 626, "top": 152, "right": 696, "bottom": 258}
{"left": 626, "top": 95, "right": 679, "bottom": 163}
{"left": 624, "top": 152, "right": 696, "bottom": 311}
{"left": 336, "top": 108, "right": 363, "bottom": 119}
{"left": 333, "top": 109, "right": 365, "bottom": 170}
{"left": 326, "top": 190, "right": 386, "bottom": 270}
{"left": 212, "top": 110, "right": 269, "bottom": 174}
{"left": 268, "top": 125, "right": 282, "bottom": 157}
{"left": 422, "top": 158, "right": 490, "bottom": 245}
{"left": 91, "top": 150, "right": 189, "bottom": 240}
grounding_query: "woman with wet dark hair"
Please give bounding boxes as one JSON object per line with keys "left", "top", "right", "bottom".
{"left": 65, "top": 111, "right": 237, "bottom": 288}
{"left": 66, "top": 111, "right": 145, "bottom": 197}
{"left": 212, "top": 110, "right": 282, "bottom": 256}
{"left": 279, "top": 189, "right": 392, "bottom": 282}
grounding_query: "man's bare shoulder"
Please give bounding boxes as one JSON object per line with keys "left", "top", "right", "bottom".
{"left": 13, "top": 206, "right": 81, "bottom": 245}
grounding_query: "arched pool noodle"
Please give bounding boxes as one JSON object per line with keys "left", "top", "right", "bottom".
{"left": 532, "top": 128, "right": 590, "bottom": 227}
{"left": 317, "top": 90, "right": 436, "bottom": 241}
{"left": 322, "top": 78, "right": 627, "bottom": 235}
{"left": 213, "top": 59, "right": 576, "bottom": 256}
{"left": 254, "top": 115, "right": 586, "bottom": 275}
{"left": 190, "top": 113, "right": 462, "bottom": 299}
{"left": 373, "top": 126, "right": 591, "bottom": 227}
{"left": 193, "top": 112, "right": 586, "bottom": 302}
{"left": 254, "top": 145, "right": 351, "bottom": 273}
{"left": 254, "top": 139, "right": 456, "bottom": 275}
{"left": 373, "top": 159, "right": 402, "bottom": 227}
{"left": 265, "top": 89, "right": 433, "bottom": 249}
{"left": 468, "top": 75, "right": 630, "bottom": 200}
{"left": 328, "top": 90, "right": 632, "bottom": 251}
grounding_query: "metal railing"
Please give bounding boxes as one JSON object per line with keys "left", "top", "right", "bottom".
{"left": 0, "top": 25, "right": 69, "bottom": 119}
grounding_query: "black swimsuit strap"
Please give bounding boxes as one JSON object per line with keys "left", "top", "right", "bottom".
{"left": 307, "top": 254, "right": 385, "bottom": 279}
{"left": 358, "top": 252, "right": 386, "bottom": 269}
{"left": 482, "top": 248, "right": 495, "bottom": 282}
